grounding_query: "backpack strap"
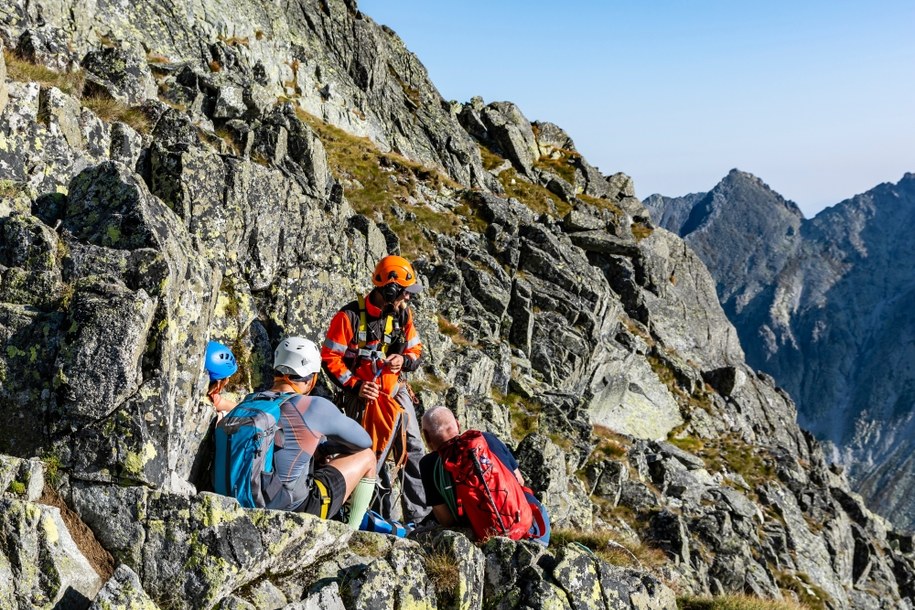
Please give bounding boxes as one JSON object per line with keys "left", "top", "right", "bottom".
{"left": 312, "top": 478, "right": 332, "bottom": 519}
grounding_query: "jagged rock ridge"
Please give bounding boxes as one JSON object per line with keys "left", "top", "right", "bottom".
{"left": 1, "top": 2, "right": 915, "bottom": 609}
{"left": 646, "top": 169, "right": 915, "bottom": 531}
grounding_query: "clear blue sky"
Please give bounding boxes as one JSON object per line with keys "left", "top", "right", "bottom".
{"left": 360, "top": 0, "right": 915, "bottom": 218}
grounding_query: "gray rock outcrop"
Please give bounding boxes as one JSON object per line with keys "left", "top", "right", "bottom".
{"left": 1, "top": 1, "right": 915, "bottom": 609}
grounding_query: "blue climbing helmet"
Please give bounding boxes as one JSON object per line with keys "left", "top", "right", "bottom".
{"left": 205, "top": 341, "right": 238, "bottom": 381}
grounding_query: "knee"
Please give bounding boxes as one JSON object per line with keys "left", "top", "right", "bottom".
{"left": 360, "top": 448, "right": 377, "bottom": 472}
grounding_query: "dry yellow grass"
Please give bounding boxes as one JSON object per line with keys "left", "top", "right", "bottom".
{"left": 551, "top": 527, "right": 668, "bottom": 570}
{"left": 677, "top": 594, "right": 809, "bottom": 610}
{"left": 82, "top": 95, "right": 151, "bottom": 134}
{"left": 297, "top": 109, "right": 471, "bottom": 258}
{"left": 3, "top": 49, "right": 84, "bottom": 95}
{"left": 423, "top": 551, "right": 460, "bottom": 602}
{"left": 4, "top": 50, "right": 150, "bottom": 134}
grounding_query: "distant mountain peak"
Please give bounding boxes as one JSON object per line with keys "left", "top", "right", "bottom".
{"left": 710, "top": 169, "right": 804, "bottom": 217}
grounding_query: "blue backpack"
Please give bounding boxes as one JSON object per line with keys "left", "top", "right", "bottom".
{"left": 213, "top": 392, "right": 291, "bottom": 508}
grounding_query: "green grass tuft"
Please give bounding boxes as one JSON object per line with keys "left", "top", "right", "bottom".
{"left": 479, "top": 145, "right": 505, "bottom": 171}
{"left": 532, "top": 150, "right": 579, "bottom": 185}
{"left": 631, "top": 220, "right": 654, "bottom": 241}
{"left": 498, "top": 165, "right": 570, "bottom": 218}
{"left": 578, "top": 192, "right": 625, "bottom": 216}
{"left": 42, "top": 453, "right": 63, "bottom": 488}
{"left": 773, "top": 571, "right": 830, "bottom": 610}
{"left": 6, "top": 480, "right": 27, "bottom": 496}
{"left": 436, "top": 315, "right": 473, "bottom": 346}
{"left": 0, "top": 179, "right": 25, "bottom": 199}
{"left": 590, "top": 424, "right": 630, "bottom": 460}
{"left": 492, "top": 389, "right": 541, "bottom": 441}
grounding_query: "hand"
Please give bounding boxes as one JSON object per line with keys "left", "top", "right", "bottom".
{"left": 386, "top": 354, "right": 404, "bottom": 374}
{"left": 209, "top": 392, "right": 236, "bottom": 415}
{"left": 359, "top": 381, "right": 380, "bottom": 401}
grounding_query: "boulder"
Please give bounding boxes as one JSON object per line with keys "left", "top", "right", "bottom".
{"left": 82, "top": 46, "right": 157, "bottom": 105}
{"left": 89, "top": 564, "right": 160, "bottom": 610}
{"left": 213, "top": 85, "right": 247, "bottom": 120}
{"left": 0, "top": 497, "right": 104, "bottom": 608}
{"left": 70, "top": 485, "right": 354, "bottom": 609}
{"left": 648, "top": 510, "right": 691, "bottom": 565}
{"left": 0, "top": 212, "right": 63, "bottom": 308}
{"left": 53, "top": 278, "right": 156, "bottom": 420}
{"left": 343, "top": 542, "right": 434, "bottom": 610}
{"left": 480, "top": 101, "right": 539, "bottom": 176}
{"left": 420, "top": 529, "right": 485, "bottom": 610}
{"left": 109, "top": 121, "right": 144, "bottom": 168}
{"left": 586, "top": 348, "right": 683, "bottom": 441}
{"left": 50, "top": 162, "right": 216, "bottom": 488}
{"left": 533, "top": 121, "right": 577, "bottom": 153}
{"left": 554, "top": 544, "right": 678, "bottom": 610}
{"left": 635, "top": 229, "right": 744, "bottom": 369}
{"left": 562, "top": 207, "right": 607, "bottom": 233}
{"left": 517, "top": 433, "right": 594, "bottom": 528}
{"left": 482, "top": 537, "right": 551, "bottom": 605}
{"left": 17, "top": 26, "right": 77, "bottom": 71}
{"left": 598, "top": 564, "right": 677, "bottom": 610}
{"left": 0, "top": 455, "right": 45, "bottom": 501}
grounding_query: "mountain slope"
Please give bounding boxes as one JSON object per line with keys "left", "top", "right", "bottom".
{"left": 648, "top": 170, "right": 915, "bottom": 529}
{"left": 2, "top": 2, "right": 915, "bottom": 608}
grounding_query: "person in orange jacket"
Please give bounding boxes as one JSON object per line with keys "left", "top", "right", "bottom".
{"left": 321, "top": 255, "right": 429, "bottom": 522}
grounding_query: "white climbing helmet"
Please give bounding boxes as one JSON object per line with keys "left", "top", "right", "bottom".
{"left": 273, "top": 337, "right": 321, "bottom": 379}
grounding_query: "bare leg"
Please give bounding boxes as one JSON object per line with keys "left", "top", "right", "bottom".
{"left": 327, "top": 448, "right": 376, "bottom": 500}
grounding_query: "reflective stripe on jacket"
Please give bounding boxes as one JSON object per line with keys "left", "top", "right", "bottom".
{"left": 321, "top": 294, "right": 422, "bottom": 393}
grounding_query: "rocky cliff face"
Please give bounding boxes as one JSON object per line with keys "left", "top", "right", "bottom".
{"left": 646, "top": 170, "right": 915, "bottom": 532}
{"left": 2, "top": 2, "right": 915, "bottom": 609}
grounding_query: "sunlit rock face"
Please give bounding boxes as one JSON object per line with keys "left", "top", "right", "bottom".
{"left": 1, "top": 3, "right": 915, "bottom": 608}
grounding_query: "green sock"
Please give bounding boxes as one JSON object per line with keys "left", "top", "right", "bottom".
{"left": 346, "top": 477, "right": 376, "bottom": 530}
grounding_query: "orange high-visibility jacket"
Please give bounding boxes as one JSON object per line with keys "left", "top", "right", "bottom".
{"left": 321, "top": 293, "right": 423, "bottom": 395}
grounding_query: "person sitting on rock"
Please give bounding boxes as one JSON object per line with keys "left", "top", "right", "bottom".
{"left": 419, "top": 406, "right": 550, "bottom": 544}
{"left": 321, "top": 255, "right": 428, "bottom": 523}
{"left": 261, "top": 337, "right": 377, "bottom": 527}
{"left": 204, "top": 340, "right": 239, "bottom": 420}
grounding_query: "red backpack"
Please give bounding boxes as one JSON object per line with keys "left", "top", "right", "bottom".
{"left": 435, "top": 430, "right": 533, "bottom": 541}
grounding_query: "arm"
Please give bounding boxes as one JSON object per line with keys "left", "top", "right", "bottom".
{"left": 321, "top": 310, "right": 360, "bottom": 392}
{"left": 303, "top": 398, "right": 372, "bottom": 452}
{"left": 483, "top": 432, "right": 525, "bottom": 485}
{"left": 432, "top": 504, "right": 456, "bottom": 526}
{"left": 420, "top": 453, "right": 455, "bottom": 524}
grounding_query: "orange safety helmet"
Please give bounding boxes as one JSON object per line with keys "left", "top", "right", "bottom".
{"left": 372, "top": 255, "right": 423, "bottom": 293}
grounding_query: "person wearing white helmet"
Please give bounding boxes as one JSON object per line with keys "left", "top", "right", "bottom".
{"left": 259, "top": 336, "right": 377, "bottom": 526}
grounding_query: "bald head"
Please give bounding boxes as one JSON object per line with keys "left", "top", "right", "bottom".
{"left": 421, "top": 406, "right": 460, "bottom": 451}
